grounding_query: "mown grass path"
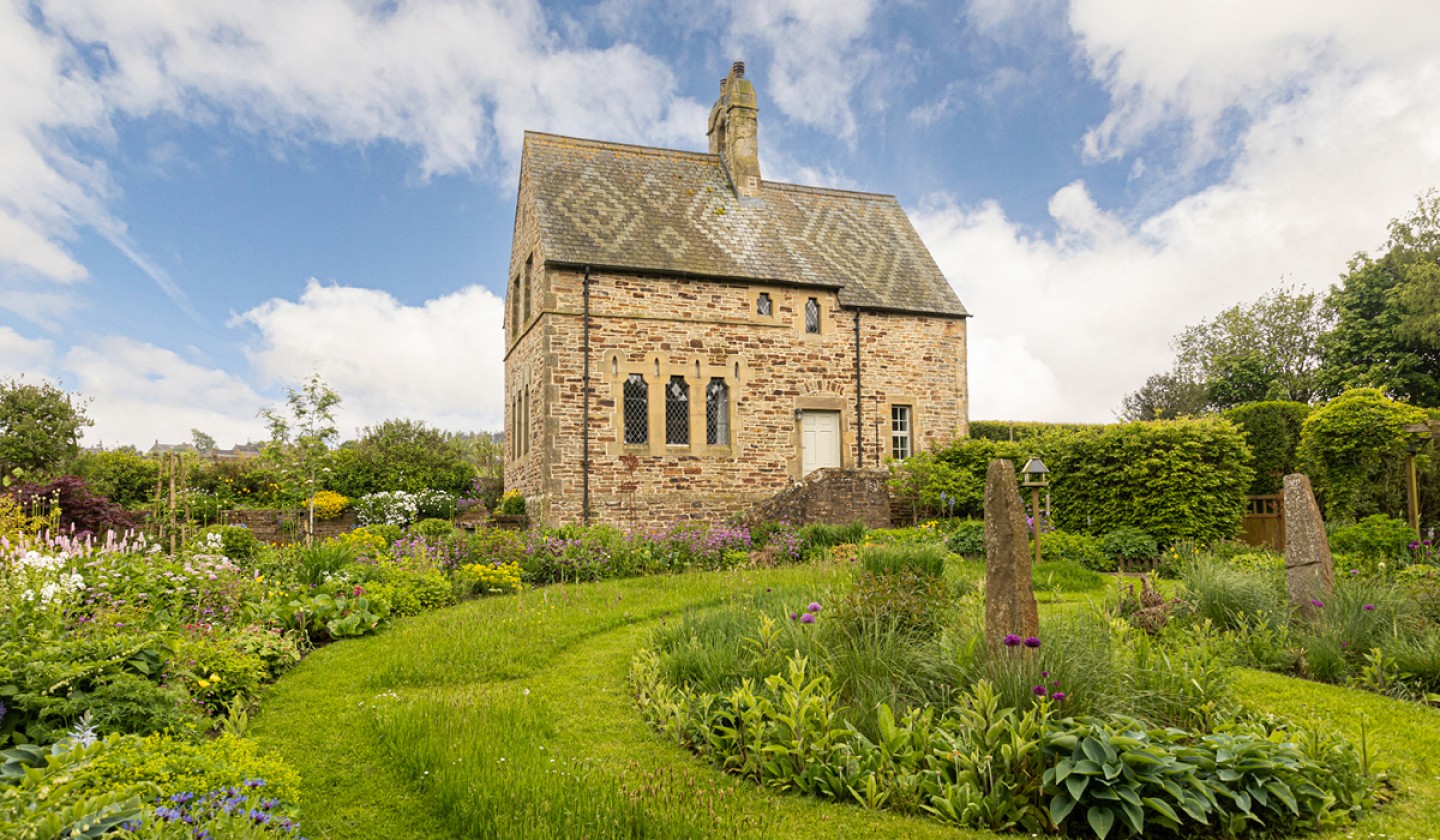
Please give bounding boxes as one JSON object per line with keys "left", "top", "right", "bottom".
{"left": 252, "top": 566, "right": 1440, "bottom": 838}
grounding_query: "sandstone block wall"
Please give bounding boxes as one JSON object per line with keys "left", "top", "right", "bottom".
{"left": 504, "top": 260, "right": 968, "bottom": 529}
{"left": 218, "top": 509, "right": 359, "bottom": 544}
{"left": 745, "top": 468, "right": 893, "bottom": 528}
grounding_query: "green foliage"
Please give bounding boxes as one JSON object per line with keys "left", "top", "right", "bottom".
{"left": 1119, "top": 371, "right": 1210, "bottom": 421}
{"left": 1222, "top": 400, "right": 1312, "bottom": 494}
{"left": 1320, "top": 190, "right": 1440, "bottom": 405}
{"left": 798, "top": 521, "right": 867, "bottom": 555}
{"left": 1179, "top": 555, "right": 1288, "bottom": 631}
{"left": 1039, "top": 530, "right": 1109, "bottom": 571}
{"left": 1298, "top": 388, "right": 1426, "bottom": 521}
{"left": 1099, "top": 527, "right": 1158, "bottom": 567}
{"left": 1031, "top": 560, "right": 1103, "bottom": 593}
{"left": 260, "top": 373, "right": 341, "bottom": 504}
{"left": 410, "top": 517, "right": 455, "bottom": 540}
{"left": 171, "top": 632, "right": 267, "bottom": 709}
{"left": 73, "top": 732, "right": 301, "bottom": 805}
{"left": 968, "top": 421, "right": 1107, "bottom": 442}
{"left": 833, "top": 569, "right": 950, "bottom": 640}
{"left": 354, "top": 490, "right": 419, "bottom": 527}
{"left": 195, "top": 524, "right": 263, "bottom": 562}
{"left": 496, "top": 489, "right": 526, "bottom": 516}
{"left": 1330, "top": 514, "right": 1419, "bottom": 560}
{"left": 0, "top": 377, "right": 92, "bottom": 477}
{"left": 327, "top": 418, "right": 477, "bottom": 497}
{"left": 887, "top": 453, "right": 981, "bottom": 520}
{"left": 944, "top": 519, "right": 985, "bottom": 557}
{"left": 68, "top": 449, "right": 160, "bottom": 508}
{"left": 412, "top": 488, "right": 457, "bottom": 520}
{"left": 1049, "top": 418, "right": 1253, "bottom": 544}
{"left": 0, "top": 736, "right": 150, "bottom": 840}
{"left": 857, "top": 543, "right": 946, "bottom": 579}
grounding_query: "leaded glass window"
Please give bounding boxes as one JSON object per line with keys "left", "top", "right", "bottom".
{"left": 805, "top": 297, "right": 820, "bottom": 333}
{"left": 756, "top": 292, "right": 772, "bottom": 316}
{"left": 623, "top": 374, "right": 648, "bottom": 444}
{"left": 666, "top": 376, "right": 689, "bottom": 445}
{"left": 706, "top": 378, "right": 730, "bottom": 445}
{"left": 891, "top": 405, "right": 912, "bottom": 460}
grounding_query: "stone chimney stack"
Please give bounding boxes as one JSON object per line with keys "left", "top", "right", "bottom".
{"left": 707, "top": 60, "right": 762, "bottom": 199}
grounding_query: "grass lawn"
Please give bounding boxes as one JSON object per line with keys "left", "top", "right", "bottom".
{"left": 251, "top": 561, "right": 1440, "bottom": 838}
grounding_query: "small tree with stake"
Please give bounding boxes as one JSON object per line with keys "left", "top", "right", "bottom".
{"left": 260, "top": 374, "right": 341, "bottom": 546}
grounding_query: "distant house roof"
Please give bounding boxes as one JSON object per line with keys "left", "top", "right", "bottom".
{"left": 521, "top": 132, "right": 968, "bottom": 318}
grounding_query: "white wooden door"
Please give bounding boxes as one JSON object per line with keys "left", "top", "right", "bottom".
{"left": 801, "top": 410, "right": 842, "bottom": 476}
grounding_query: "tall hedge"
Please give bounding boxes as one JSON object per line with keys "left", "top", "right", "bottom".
{"left": 968, "top": 420, "right": 1107, "bottom": 442}
{"left": 1047, "top": 418, "right": 1253, "bottom": 544}
{"left": 1298, "top": 388, "right": 1427, "bottom": 523}
{"left": 1221, "top": 401, "right": 1311, "bottom": 495}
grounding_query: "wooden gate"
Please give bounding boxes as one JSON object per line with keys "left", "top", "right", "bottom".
{"left": 1240, "top": 494, "right": 1284, "bottom": 551}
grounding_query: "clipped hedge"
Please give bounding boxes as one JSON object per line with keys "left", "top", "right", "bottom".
{"left": 1222, "top": 401, "right": 1310, "bottom": 495}
{"left": 968, "top": 420, "right": 1107, "bottom": 443}
{"left": 1298, "top": 388, "right": 1427, "bottom": 523}
{"left": 1048, "top": 418, "right": 1253, "bottom": 545}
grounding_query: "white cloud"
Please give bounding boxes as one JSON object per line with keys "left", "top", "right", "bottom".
{"left": 0, "top": 0, "right": 705, "bottom": 317}
{"left": 61, "top": 336, "right": 269, "bottom": 448}
{"left": 722, "top": 0, "right": 879, "bottom": 139}
{"left": 237, "top": 280, "right": 506, "bottom": 436}
{"left": 0, "top": 326, "right": 55, "bottom": 372}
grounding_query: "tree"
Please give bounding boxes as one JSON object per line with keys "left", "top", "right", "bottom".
{"left": 328, "top": 418, "right": 475, "bottom": 497}
{"left": 1297, "top": 388, "right": 1426, "bottom": 522}
{"left": 1172, "top": 286, "right": 1328, "bottom": 409}
{"left": 191, "top": 428, "right": 217, "bottom": 452}
{"left": 260, "top": 374, "right": 341, "bottom": 541}
{"left": 1319, "top": 191, "right": 1440, "bottom": 405}
{"left": 0, "top": 377, "right": 92, "bottom": 476}
{"left": 1118, "top": 372, "right": 1210, "bottom": 420}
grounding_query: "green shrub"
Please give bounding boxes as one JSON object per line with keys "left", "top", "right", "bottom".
{"left": 1299, "top": 388, "right": 1426, "bottom": 522}
{"left": 832, "top": 568, "right": 950, "bottom": 639}
{"left": 1049, "top": 418, "right": 1253, "bottom": 544}
{"left": 1101, "top": 526, "right": 1158, "bottom": 567}
{"left": 968, "top": 420, "right": 1106, "bottom": 442}
{"left": 195, "top": 524, "right": 263, "bottom": 562}
{"left": 1330, "top": 514, "right": 1417, "bottom": 560}
{"left": 1037, "top": 529, "right": 1109, "bottom": 571}
{"left": 410, "top": 517, "right": 455, "bottom": 540}
{"left": 171, "top": 633, "right": 267, "bottom": 708}
{"left": 67, "top": 449, "right": 160, "bottom": 508}
{"left": 288, "top": 541, "right": 359, "bottom": 586}
{"left": 798, "top": 521, "right": 866, "bottom": 555}
{"left": 857, "top": 542, "right": 946, "bottom": 579}
{"left": 944, "top": 519, "right": 984, "bottom": 557}
{"left": 413, "top": 489, "right": 456, "bottom": 520}
{"left": 1222, "top": 401, "right": 1311, "bottom": 494}
{"left": 77, "top": 732, "right": 302, "bottom": 805}
{"left": 353, "top": 490, "right": 419, "bottom": 526}
{"left": 363, "top": 522, "right": 404, "bottom": 545}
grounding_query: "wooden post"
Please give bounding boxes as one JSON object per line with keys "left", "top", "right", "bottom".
{"left": 1032, "top": 486, "right": 1042, "bottom": 567}
{"left": 1409, "top": 449, "right": 1422, "bottom": 535}
{"left": 168, "top": 453, "right": 177, "bottom": 556}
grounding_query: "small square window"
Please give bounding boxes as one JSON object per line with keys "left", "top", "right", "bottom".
{"left": 891, "top": 405, "right": 912, "bottom": 460}
{"left": 805, "top": 297, "right": 820, "bottom": 333}
{"left": 756, "top": 292, "right": 772, "bottom": 316}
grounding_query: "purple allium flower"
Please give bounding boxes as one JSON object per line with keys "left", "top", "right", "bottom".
{"left": 790, "top": 612, "right": 799, "bottom": 620}
{"left": 1410, "top": 541, "right": 1421, "bottom": 550}
{"left": 1310, "top": 599, "right": 1325, "bottom": 608}
{"left": 1363, "top": 604, "right": 1376, "bottom": 611}
{"left": 1041, "top": 671, "right": 1049, "bottom": 678}
{"left": 1349, "top": 569, "right": 1359, "bottom": 575}
{"left": 1024, "top": 636, "right": 1041, "bottom": 649}
{"left": 1341, "top": 641, "right": 1350, "bottom": 648}
{"left": 808, "top": 602, "right": 822, "bottom": 613}
{"left": 1003, "top": 633, "right": 1022, "bottom": 647}
{"left": 1051, "top": 692, "right": 1066, "bottom": 702}
{"left": 1032, "top": 685, "right": 1047, "bottom": 696}
{"left": 800, "top": 612, "right": 816, "bottom": 625}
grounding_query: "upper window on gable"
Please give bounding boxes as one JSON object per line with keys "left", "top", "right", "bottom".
{"left": 756, "top": 292, "right": 772, "bottom": 317}
{"left": 805, "top": 297, "right": 820, "bottom": 334}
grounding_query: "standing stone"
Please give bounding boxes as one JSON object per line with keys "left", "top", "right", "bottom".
{"left": 1283, "top": 473, "right": 1335, "bottom": 609}
{"left": 984, "top": 459, "right": 1039, "bottom": 643}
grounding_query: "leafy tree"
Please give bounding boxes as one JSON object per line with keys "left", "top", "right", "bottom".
{"left": 190, "top": 429, "right": 217, "bottom": 452}
{"left": 328, "top": 419, "right": 475, "bottom": 496}
{"left": 260, "top": 374, "right": 341, "bottom": 508}
{"left": 68, "top": 449, "right": 161, "bottom": 508}
{"left": 1319, "top": 191, "right": 1440, "bottom": 405}
{"left": 1297, "top": 388, "right": 1426, "bottom": 522}
{"left": 1172, "top": 286, "right": 1328, "bottom": 409}
{"left": 1118, "top": 372, "right": 1210, "bottom": 421}
{"left": 1221, "top": 401, "right": 1311, "bottom": 495}
{"left": 0, "top": 378, "right": 92, "bottom": 476}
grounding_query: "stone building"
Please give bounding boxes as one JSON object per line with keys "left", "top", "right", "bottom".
{"left": 503, "top": 61, "right": 969, "bottom": 527}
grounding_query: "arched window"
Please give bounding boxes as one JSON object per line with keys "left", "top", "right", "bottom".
{"left": 665, "top": 376, "right": 689, "bottom": 445}
{"left": 623, "top": 374, "right": 648, "bottom": 444}
{"left": 706, "top": 378, "right": 730, "bottom": 445}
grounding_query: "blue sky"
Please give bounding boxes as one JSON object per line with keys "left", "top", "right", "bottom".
{"left": 3, "top": 0, "right": 1440, "bottom": 448}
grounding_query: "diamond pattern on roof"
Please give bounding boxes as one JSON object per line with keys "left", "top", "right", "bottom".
{"left": 521, "top": 132, "right": 968, "bottom": 317}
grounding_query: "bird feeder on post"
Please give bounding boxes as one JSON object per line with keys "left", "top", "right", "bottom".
{"left": 1021, "top": 456, "right": 1049, "bottom": 566}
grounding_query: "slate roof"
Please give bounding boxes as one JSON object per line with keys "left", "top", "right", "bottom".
{"left": 522, "top": 132, "right": 968, "bottom": 317}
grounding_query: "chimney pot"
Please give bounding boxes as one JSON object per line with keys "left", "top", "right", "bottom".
{"left": 720, "top": 78, "right": 728, "bottom": 95}
{"left": 732, "top": 60, "right": 745, "bottom": 78}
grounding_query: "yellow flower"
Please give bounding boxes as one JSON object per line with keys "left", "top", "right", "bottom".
{"left": 209, "top": 673, "right": 221, "bottom": 682}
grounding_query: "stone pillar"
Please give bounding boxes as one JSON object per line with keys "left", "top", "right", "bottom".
{"left": 1283, "top": 473, "right": 1335, "bottom": 610}
{"left": 984, "top": 459, "right": 1039, "bottom": 643}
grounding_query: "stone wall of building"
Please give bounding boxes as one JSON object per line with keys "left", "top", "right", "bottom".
{"left": 745, "top": 468, "right": 894, "bottom": 528}
{"left": 506, "top": 264, "right": 968, "bottom": 529}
